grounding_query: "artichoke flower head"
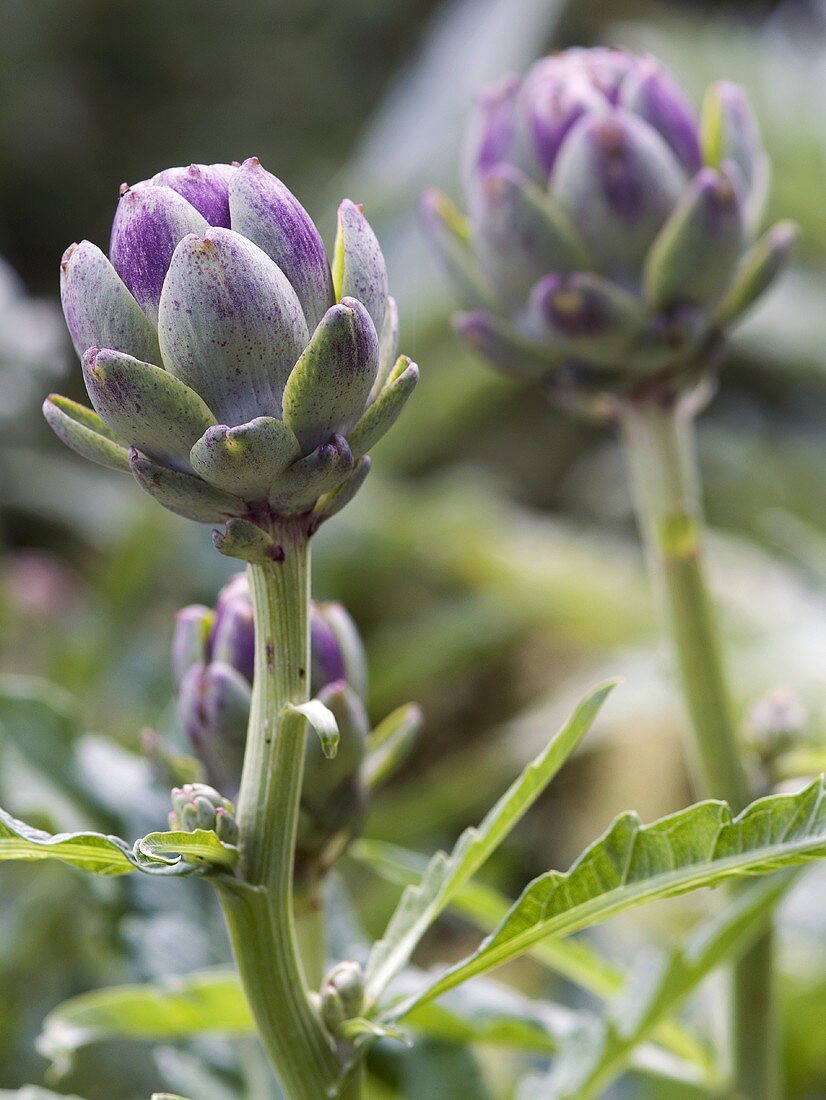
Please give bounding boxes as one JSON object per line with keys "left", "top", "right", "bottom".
{"left": 45, "top": 159, "right": 418, "bottom": 550}
{"left": 422, "top": 47, "right": 796, "bottom": 410}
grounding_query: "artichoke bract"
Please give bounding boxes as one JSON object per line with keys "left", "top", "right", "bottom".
{"left": 421, "top": 47, "right": 796, "bottom": 405}
{"left": 44, "top": 159, "right": 418, "bottom": 546}
{"left": 173, "top": 572, "right": 369, "bottom": 881}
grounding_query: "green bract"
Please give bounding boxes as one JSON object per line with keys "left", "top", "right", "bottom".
{"left": 45, "top": 160, "right": 418, "bottom": 546}
{"left": 421, "top": 48, "right": 796, "bottom": 404}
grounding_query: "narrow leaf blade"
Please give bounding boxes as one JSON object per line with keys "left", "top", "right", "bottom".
{"left": 364, "top": 680, "right": 617, "bottom": 1004}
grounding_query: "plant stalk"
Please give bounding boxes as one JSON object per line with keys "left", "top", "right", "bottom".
{"left": 619, "top": 393, "right": 778, "bottom": 1100}
{"left": 214, "top": 524, "right": 347, "bottom": 1100}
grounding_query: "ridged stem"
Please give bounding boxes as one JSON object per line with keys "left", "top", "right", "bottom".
{"left": 619, "top": 393, "right": 777, "bottom": 1100}
{"left": 214, "top": 524, "right": 347, "bottom": 1100}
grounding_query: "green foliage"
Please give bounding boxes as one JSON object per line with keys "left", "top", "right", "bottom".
{"left": 396, "top": 778, "right": 826, "bottom": 1012}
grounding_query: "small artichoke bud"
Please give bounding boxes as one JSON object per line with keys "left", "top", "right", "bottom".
{"left": 47, "top": 160, "right": 417, "bottom": 543}
{"left": 423, "top": 47, "right": 794, "bottom": 405}
{"left": 745, "top": 687, "right": 808, "bottom": 765}
{"left": 321, "top": 961, "right": 365, "bottom": 1036}
{"left": 177, "top": 661, "right": 251, "bottom": 797}
{"left": 169, "top": 783, "right": 238, "bottom": 845}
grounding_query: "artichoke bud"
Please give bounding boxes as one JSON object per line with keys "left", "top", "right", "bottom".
{"left": 303, "top": 680, "right": 368, "bottom": 806}
{"left": 745, "top": 687, "right": 809, "bottom": 766}
{"left": 425, "top": 47, "right": 793, "bottom": 404}
{"left": 169, "top": 783, "right": 238, "bottom": 845}
{"left": 177, "top": 661, "right": 251, "bottom": 797}
{"left": 48, "top": 160, "right": 417, "bottom": 539}
{"left": 320, "top": 961, "right": 365, "bottom": 1036}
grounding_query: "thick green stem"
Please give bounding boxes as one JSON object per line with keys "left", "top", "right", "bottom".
{"left": 214, "top": 525, "right": 345, "bottom": 1100}
{"left": 619, "top": 394, "right": 777, "bottom": 1100}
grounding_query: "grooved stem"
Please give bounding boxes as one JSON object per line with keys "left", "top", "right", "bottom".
{"left": 619, "top": 394, "right": 778, "bottom": 1100}
{"left": 214, "top": 524, "right": 346, "bottom": 1099}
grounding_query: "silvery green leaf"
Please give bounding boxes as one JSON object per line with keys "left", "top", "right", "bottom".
{"left": 228, "top": 156, "right": 334, "bottom": 329}
{"left": 82, "top": 347, "right": 216, "bottom": 470}
{"left": 348, "top": 357, "right": 419, "bottom": 459}
{"left": 398, "top": 776, "right": 826, "bottom": 1013}
{"left": 190, "top": 416, "right": 301, "bottom": 499}
{"left": 286, "top": 699, "right": 340, "bottom": 760}
{"left": 644, "top": 168, "right": 744, "bottom": 311}
{"left": 129, "top": 450, "right": 245, "bottom": 523}
{"left": 283, "top": 298, "right": 379, "bottom": 454}
{"left": 332, "top": 199, "right": 388, "bottom": 336}
{"left": 42, "top": 394, "right": 131, "bottom": 472}
{"left": 158, "top": 228, "right": 309, "bottom": 425}
{"left": 364, "top": 680, "right": 617, "bottom": 1006}
{"left": 309, "top": 456, "right": 372, "bottom": 531}
{"left": 36, "top": 970, "right": 252, "bottom": 1076}
{"left": 713, "top": 220, "right": 798, "bottom": 328}
{"left": 133, "top": 828, "right": 238, "bottom": 871}
{"left": 270, "top": 434, "right": 354, "bottom": 513}
{"left": 60, "top": 240, "right": 161, "bottom": 364}
{"left": 0, "top": 806, "right": 136, "bottom": 875}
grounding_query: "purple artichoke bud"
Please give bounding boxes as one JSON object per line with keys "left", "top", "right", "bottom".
{"left": 47, "top": 159, "right": 416, "bottom": 541}
{"left": 304, "top": 680, "right": 368, "bottom": 807}
{"left": 169, "top": 782, "right": 238, "bottom": 845}
{"left": 320, "top": 961, "right": 365, "bottom": 1034}
{"left": 311, "top": 601, "right": 368, "bottom": 698}
{"left": 425, "top": 47, "right": 793, "bottom": 401}
{"left": 171, "top": 604, "right": 213, "bottom": 687}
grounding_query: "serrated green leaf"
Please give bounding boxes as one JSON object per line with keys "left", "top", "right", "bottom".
{"left": 133, "top": 828, "right": 238, "bottom": 871}
{"left": 397, "top": 777, "right": 826, "bottom": 1014}
{"left": 37, "top": 970, "right": 252, "bottom": 1074}
{"left": 350, "top": 838, "right": 707, "bottom": 1070}
{"left": 0, "top": 806, "right": 136, "bottom": 876}
{"left": 545, "top": 876, "right": 789, "bottom": 1099}
{"left": 286, "top": 699, "right": 340, "bottom": 759}
{"left": 364, "top": 680, "right": 617, "bottom": 1006}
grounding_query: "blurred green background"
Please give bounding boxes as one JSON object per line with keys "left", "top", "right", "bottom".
{"left": 2, "top": 0, "right": 826, "bottom": 1096}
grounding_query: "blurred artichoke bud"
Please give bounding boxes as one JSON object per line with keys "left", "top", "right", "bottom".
{"left": 745, "top": 687, "right": 808, "bottom": 765}
{"left": 46, "top": 158, "right": 418, "bottom": 548}
{"left": 173, "top": 573, "right": 368, "bottom": 838}
{"left": 423, "top": 48, "right": 795, "bottom": 403}
{"left": 169, "top": 783, "right": 238, "bottom": 845}
{"left": 320, "top": 961, "right": 365, "bottom": 1035}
